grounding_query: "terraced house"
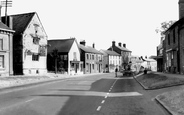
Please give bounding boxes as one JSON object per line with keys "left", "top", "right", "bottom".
{"left": 100, "top": 50, "right": 121, "bottom": 73}
{"left": 4, "top": 12, "right": 48, "bottom": 75}
{"left": 0, "top": 17, "right": 14, "bottom": 76}
{"left": 108, "top": 41, "right": 131, "bottom": 68}
{"left": 47, "top": 38, "right": 83, "bottom": 75}
{"left": 162, "top": 0, "right": 184, "bottom": 74}
{"left": 79, "top": 40, "right": 103, "bottom": 74}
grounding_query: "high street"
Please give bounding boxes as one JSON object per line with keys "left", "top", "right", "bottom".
{"left": 0, "top": 73, "right": 171, "bottom": 115}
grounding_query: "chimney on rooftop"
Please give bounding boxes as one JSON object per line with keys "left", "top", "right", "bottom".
{"left": 92, "top": 43, "right": 95, "bottom": 48}
{"left": 118, "top": 42, "right": 122, "bottom": 47}
{"left": 80, "top": 40, "right": 86, "bottom": 46}
{"left": 112, "top": 41, "right": 115, "bottom": 47}
{"left": 123, "top": 43, "right": 126, "bottom": 48}
{"left": 179, "top": 0, "right": 184, "bottom": 19}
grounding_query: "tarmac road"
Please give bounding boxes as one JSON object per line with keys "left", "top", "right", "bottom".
{"left": 0, "top": 73, "right": 170, "bottom": 115}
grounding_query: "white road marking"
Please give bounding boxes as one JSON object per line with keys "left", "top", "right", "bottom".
{"left": 107, "top": 93, "right": 109, "bottom": 95}
{"left": 96, "top": 106, "right": 101, "bottom": 111}
{"left": 105, "top": 96, "right": 107, "bottom": 98}
{"left": 101, "top": 100, "right": 105, "bottom": 104}
{"left": 108, "top": 92, "right": 142, "bottom": 97}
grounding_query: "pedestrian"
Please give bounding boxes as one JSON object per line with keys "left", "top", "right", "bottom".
{"left": 115, "top": 67, "right": 118, "bottom": 77}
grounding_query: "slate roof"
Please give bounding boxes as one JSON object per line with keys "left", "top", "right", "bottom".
{"left": 0, "top": 21, "right": 14, "bottom": 32}
{"left": 101, "top": 50, "right": 120, "bottom": 56}
{"left": 79, "top": 44, "right": 102, "bottom": 54}
{"left": 116, "top": 46, "right": 131, "bottom": 52}
{"left": 5, "top": 12, "right": 35, "bottom": 35}
{"left": 48, "top": 38, "right": 76, "bottom": 53}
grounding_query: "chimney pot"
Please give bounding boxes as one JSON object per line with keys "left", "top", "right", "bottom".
{"left": 112, "top": 41, "right": 115, "bottom": 47}
{"left": 80, "top": 40, "right": 86, "bottom": 46}
{"left": 92, "top": 43, "right": 95, "bottom": 48}
{"left": 118, "top": 42, "right": 122, "bottom": 47}
{"left": 123, "top": 43, "right": 126, "bottom": 48}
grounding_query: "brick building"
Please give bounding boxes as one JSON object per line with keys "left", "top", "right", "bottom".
{"left": 163, "top": 0, "right": 184, "bottom": 74}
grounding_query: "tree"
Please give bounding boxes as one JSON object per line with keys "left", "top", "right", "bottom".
{"left": 155, "top": 20, "right": 176, "bottom": 36}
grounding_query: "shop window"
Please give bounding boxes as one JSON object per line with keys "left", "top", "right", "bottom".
{"left": 0, "top": 55, "right": 4, "bottom": 68}
{"left": 32, "top": 54, "right": 39, "bottom": 61}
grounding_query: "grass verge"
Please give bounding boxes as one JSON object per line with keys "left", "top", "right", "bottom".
{"left": 156, "top": 89, "right": 184, "bottom": 115}
{"left": 136, "top": 73, "right": 184, "bottom": 89}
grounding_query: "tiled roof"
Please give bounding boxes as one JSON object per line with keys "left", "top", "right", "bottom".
{"left": 48, "top": 38, "right": 75, "bottom": 53}
{"left": 101, "top": 50, "right": 120, "bottom": 56}
{"left": 79, "top": 44, "right": 102, "bottom": 54}
{"left": 6, "top": 12, "right": 35, "bottom": 35}
{"left": 0, "top": 21, "right": 13, "bottom": 32}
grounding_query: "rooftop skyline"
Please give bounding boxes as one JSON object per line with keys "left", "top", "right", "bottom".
{"left": 1, "top": 0, "right": 179, "bottom": 57}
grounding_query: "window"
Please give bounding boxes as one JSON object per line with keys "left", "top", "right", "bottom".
{"left": 92, "top": 55, "right": 94, "bottom": 60}
{"left": 0, "top": 55, "right": 4, "bottom": 68}
{"left": 64, "top": 55, "right": 68, "bottom": 60}
{"left": 92, "top": 64, "right": 94, "bottom": 69}
{"left": 0, "top": 39, "right": 3, "bottom": 50}
{"left": 32, "top": 54, "right": 39, "bottom": 61}
{"left": 173, "top": 29, "right": 175, "bottom": 43}
{"left": 87, "top": 54, "right": 89, "bottom": 60}
{"left": 168, "top": 34, "right": 170, "bottom": 45}
{"left": 73, "top": 52, "right": 77, "bottom": 60}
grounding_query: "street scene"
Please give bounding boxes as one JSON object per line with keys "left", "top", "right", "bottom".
{"left": 0, "top": 0, "right": 184, "bottom": 115}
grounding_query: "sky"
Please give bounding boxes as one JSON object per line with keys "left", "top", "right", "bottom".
{"left": 1, "top": 0, "right": 179, "bottom": 57}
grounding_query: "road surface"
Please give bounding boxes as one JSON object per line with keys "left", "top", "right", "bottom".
{"left": 0, "top": 73, "right": 171, "bottom": 115}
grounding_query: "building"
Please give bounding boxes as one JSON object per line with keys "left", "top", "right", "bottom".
{"left": 129, "top": 55, "right": 143, "bottom": 73}
{"left": 4, "top": 12, "right": 48, "bottom": 75}
{"left": 163, "top": 0, "right": 184, "bottom": 74}
{"left": 47, "top": 38, "right": 83, "bottom": 75}
{"left": 0, "top": 16, "right": 14, "bottom": 76}
{"left": 79, "top": 40, "right": 103, "bottom": 74}
{"left": 108, "top": 41, "right": 132, "bottom": 68}
{"left": 156, "top": 37, "right": 164, "bottom": 72}
{"left": 100, "top": 50, "right": 121, "bottom": 72}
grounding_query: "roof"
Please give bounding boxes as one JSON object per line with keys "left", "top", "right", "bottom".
{"left": 0, "top": 21, "right": 14, "bottom": 32}
{"left": 79, "top": 44, "right": 102, "bottom": 54}
{"left": 101, "top": 50, "right": 120, "bottom": 56}
{"left": 165, "top": 18, "right": 184, "bottom": 33}
{"left": 6, "top": 12, "right": 35, "bottom": 35}
{"left": 48, "top": 38, "right": 76, "bottom": 53}
{"left": 116, "top": 46, "right": 131, "bottom": 52}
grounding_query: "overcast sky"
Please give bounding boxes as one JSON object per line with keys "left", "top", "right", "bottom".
{"left": 2, "top": 0, "right": 179, "bottom": 57}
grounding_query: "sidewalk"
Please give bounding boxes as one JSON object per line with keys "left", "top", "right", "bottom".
{"left": 0, "top": 72, "right": 108, "bottom": 90}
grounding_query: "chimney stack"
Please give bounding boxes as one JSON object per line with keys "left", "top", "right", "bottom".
{"left": 123, "top": 43, "right": 126, "bottom": 48}
{"left": 179, "top": 0, "right": 184, "bottom": 19}
{"left": 80, "top": 40, "right": 86, "bottom": 46}
{"left": 92, "top": 43, "right": 95, "bottom": 48}
{"left": 112, "top": 41, "right": 115, "bottom": 47}
{"left": 118, "top": 42, "right": 122, "bottom": 47}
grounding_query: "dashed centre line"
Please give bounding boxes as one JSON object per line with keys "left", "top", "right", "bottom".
{"left": 96, "top": 78, "right": 118, "bottom": 112}
{"left": 96, "top": 106, "right": 101, "bottom": 111}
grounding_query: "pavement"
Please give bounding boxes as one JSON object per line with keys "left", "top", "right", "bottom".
{"left": 0, "top": 72, "right": 108, "bottom": 90}
{"left": 134, "top": 71, "right": 184, "bottom": 115}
